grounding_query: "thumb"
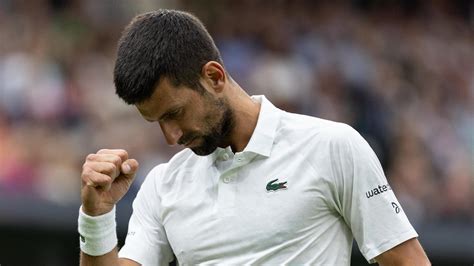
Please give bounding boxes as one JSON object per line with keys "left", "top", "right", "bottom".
{"left": 121, "top": 159, "right": 139, "bottom": 177}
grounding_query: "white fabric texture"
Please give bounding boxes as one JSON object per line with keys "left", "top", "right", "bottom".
{"left": 118, "top": 95, "right": 418, "bottom": 265}
{"left": 78, "top": 206, "right": 118, "bottom": 256}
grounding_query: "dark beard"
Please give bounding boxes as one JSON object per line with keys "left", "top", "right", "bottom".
{"left": 190, "top": 99, "right": 234, "bottom": 156}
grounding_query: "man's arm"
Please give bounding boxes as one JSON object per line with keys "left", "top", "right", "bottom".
{"left": 78, "top": 149, "right": 139, "bottom": 266}
{"left": 80, "top": 248, "right": 139, "bottom": 266}
{"left": 375, "top": 238, "right": 430, "bottom": 266}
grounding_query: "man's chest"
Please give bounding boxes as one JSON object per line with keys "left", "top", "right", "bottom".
{"left": 158, "top": 154, "right": 337, "bottom": 263}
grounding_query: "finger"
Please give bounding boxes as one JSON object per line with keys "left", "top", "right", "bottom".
{"left": 96, "top": 149, "right": 128, "bottom": 163}
{"left": 121, "top": 159, "right": 139, "bottom": 176}
{"left": 82, "top": 170, "right": 113, "bottom": 190}
{"left": 86, "top": 153, "right": 123, "bottom": 169}
{"left": 85, "top": 161, "right": 120, "bottom": 179}
{"left": 114, "top": 159, "right": 139, "bottom": 189}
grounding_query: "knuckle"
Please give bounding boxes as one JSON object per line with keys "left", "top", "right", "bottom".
{"left": 118, "top": 149, "right": 128, "bottom": 158}
{"left": 81, "top": 168, "right": 92, "bottom": 181}
{"left": 97, "top": 149, "right": 109, "bottom": 154}
{"left": 104, "top": 163, "right": 117, "bottom": 175}
{"left": 86, "top": 153, "right": 96, "bottom": 161}
{"left": 83, "top": 167, "right": 96, "bottom": 177}
{"left": 111, "top": 155, "right": 122, "bottom": 166}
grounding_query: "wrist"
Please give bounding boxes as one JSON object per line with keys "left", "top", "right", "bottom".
{"left": 78, "top": 205, "right": 117, "bottom": 256}
{"left": 81, "top": 204, "right": 115, "bottom": 217}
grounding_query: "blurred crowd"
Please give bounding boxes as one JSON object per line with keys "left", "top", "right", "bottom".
{"left": 0, "top": 0, "right": 472, "bottom": 226}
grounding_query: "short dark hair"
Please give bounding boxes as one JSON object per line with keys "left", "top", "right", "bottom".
{"left": 114, "top": 9, "right": 223, "bottom": 104}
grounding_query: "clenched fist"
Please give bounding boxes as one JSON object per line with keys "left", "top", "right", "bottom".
{"left": 81, "top": 149, "right": 139, "bottom": 216}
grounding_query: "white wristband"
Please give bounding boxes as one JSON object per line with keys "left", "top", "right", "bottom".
{"left": 78, "top": 206, "right": 118, "bottom": 256}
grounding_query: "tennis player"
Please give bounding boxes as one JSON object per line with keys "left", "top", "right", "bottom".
{"left": 78, "top": 9, "right": 430, "bottom": 265}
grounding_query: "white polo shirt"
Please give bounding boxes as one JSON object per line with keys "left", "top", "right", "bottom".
{"left": 119, "top": 95, "right": 418, "bottom": 265}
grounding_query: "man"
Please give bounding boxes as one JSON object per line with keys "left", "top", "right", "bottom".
{"left": 79, "top": 9, "right": 430, "bottom": 265}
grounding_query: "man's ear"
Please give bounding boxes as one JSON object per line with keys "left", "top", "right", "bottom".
{"left": 201, "top": 61, "right": 226, "bottom": 93}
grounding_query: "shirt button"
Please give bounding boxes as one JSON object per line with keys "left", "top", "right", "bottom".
{"left": 222, "top": 154, "right": 229, "bottom": 160}
{"left": 223, "top": 177, "right": 231, "bottom": 183}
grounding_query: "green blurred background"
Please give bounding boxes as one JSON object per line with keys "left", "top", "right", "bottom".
{"left": 0, "top": 0, "right": 472, "bottom": 265}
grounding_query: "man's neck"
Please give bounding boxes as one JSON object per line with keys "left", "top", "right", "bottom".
{"left": 226, "top": 86, "right": 261, "bottom": 153}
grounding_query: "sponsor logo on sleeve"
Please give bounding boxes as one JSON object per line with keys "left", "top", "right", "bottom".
{"left": 391, "top": 202, "right": 401, "bottom": 213}
{"left": 365, "top": 184, "right": 392, "bottom": 199}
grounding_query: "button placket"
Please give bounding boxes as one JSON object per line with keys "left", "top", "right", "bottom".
{"left": 217, "top": 171, "right": 237, "bottom": 215}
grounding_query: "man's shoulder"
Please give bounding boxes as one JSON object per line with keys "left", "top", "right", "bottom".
{"left": 279, "top": 111, "right": 353, "bottom": 138}
{"left": 275, "top": 111, "right": 364, "bottom": 161}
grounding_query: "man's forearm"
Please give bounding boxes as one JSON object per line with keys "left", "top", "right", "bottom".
{"left": 375, "top": 238, "right": 430, "bottom": 266}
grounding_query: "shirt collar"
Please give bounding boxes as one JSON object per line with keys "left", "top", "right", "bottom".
{"left": 243, "top": 95, "right": 281, "bottom": 157}
{"left": 211, "top": 95, "right": 281, "bottom": 162}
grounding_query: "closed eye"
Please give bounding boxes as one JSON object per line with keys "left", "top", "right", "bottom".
{"left": 160, "top": 108, "right": 183, "bottom": 121}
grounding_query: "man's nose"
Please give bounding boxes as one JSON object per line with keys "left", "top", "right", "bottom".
{"left": 159, "top": 121, "right": 183, "bottom": 146}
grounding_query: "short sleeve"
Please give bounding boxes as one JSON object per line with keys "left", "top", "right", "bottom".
{"left": 326, "top": 125, "right": 418, "bottom": 263}
{"left": 118, "top": 164, "right": 174, "bottom": 265}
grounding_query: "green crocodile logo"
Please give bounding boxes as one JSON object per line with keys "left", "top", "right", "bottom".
{"left": 266, "top": 178, "right": 287, "bottom": 192}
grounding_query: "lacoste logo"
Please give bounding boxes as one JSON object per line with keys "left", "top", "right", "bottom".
{"left": 266, "top": 178, "right": 287, "bottom": 192}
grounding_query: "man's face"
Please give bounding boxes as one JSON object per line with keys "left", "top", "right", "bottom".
{"left": 136, "top": 78, "right": 234, "bottom": 156}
